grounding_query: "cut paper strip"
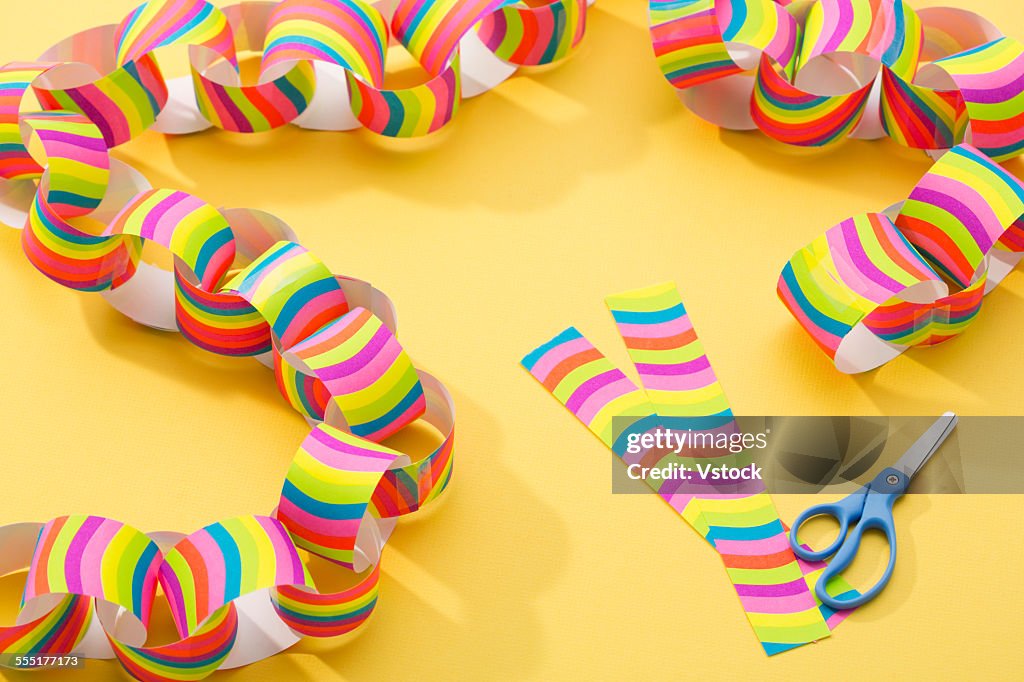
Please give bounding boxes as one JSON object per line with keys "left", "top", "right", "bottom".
{"left": 779, "top": 144, "right": 1024, "bottom": 373}
{"left": 648, "top": 0, "right": 1024, "bottom": 159}
{"left": 523, "top": 283, "right": 854, "bottom": 655}
{"left": 0, "top": 22, "right": 457, "bottom": 679}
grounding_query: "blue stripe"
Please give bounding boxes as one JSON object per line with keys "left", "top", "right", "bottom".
{"left": 706, "top": 519, "right": 785, "bottom": 542}
{"left": 521, "top": 327, "right": 583, "bottom": 370}
{"left": 233, "top": 242, "right": 298, "bottom": 293}
{"left": 780, "top": 264, "right": 852, "bottom": 339}
{"left": 953, "top": 145, "right": 1024, "bottom": 198}
{"left": 192, "top": 226, "right": 234, "bottom": 283}
{"left": 273, "top": 276, "right": 343, "bottom": 340}
{"left": 934, "top": 37, "right": 1003, "bottom": 63}
{"left": 280, "top": 598, "right": 376, "bottom": 623}
{"left": 131, "top": 541, "right": 160, "bottom": 620}
{"left": 722, "top": 0, "right": 747, "bottom": 42}
{"left": 46, "top": 190, "right": 101, "bottom": 210}
{"left": 380, "top": 90, "right": 405, "bottom": 137}
{"left": 609, "top": 303, "right": 686, "bottom": 325}
{"left": 205, "top": 523, "right": 242, "bottom": 604}
{"left": 275, "top": 70, "right": 311, "bottom": 115}
{"left": 763, "top": 641, "right": 805, "bottom": 656}
{"left": 665, "top": 60, "right": 736, "bottom": 83}
{"left": 538, "top": 3, "right": 566, "bottom": 65}
{"left": 351, "top": 379, "right": 425, "bottom": 437}
{"left": 265, "top": 36, "right": 355, "bottom": 73}
{"left": 281, "top": 480, "right": 366, "bottom": 520}
{"left": 122, "top": 60, "right": 162, "bottom": 119}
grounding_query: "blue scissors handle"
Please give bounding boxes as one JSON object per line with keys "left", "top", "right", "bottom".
{"left": 789, "top": 493, "right": 862, "bottom": 562}
{"left": 790, "top": 467, "right": 909, "bottom": 610}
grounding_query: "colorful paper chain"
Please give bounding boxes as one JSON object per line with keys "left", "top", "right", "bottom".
{"left": 0, "top": 119, "right": 457, "bottom": 679}
{"left": 779, "top": 143, "right": 1024, "bottom": 373}
{"left": 522, "top": 283, "right": 858, "bottom": 654}
{"left": 0, "top": 0, "right": 607, "bottom": 677}
{"left": 649, "top": 0, "right": 1024, "bottom": 159}
{"left": 0, "top": 0, "right": 589, "bottom": 151}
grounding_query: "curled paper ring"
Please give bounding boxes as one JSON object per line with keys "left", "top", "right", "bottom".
{"left": 778, "top": 144, "right": 1024, "bottom": 373}
{"left": 649, "top": 0, "right": 1024, "bottom": 159}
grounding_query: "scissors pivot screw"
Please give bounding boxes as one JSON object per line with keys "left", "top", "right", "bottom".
{"left": 886, "top": 474, "right": 899, "bottom": 485}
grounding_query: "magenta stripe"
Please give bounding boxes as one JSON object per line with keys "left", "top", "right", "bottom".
{"left": 635, "top": 355, "right": 711, "bottom": 376}
{"left": 62, "top": 516, "right": 105, "bottom": 595}
{"left": 565, "top": 368, "right": 628, "bottom": 414}
{"left": 307, "top": 323, "right": 389, "bottom": 381}
{"left": 734, "top": 577, "right": 809, "bottom": 597}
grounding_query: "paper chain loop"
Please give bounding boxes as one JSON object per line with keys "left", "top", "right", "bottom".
{"left": 649, "top": 0, "right": 1024, "bottom": 159}
{"left": 779, "top": 143, "right": 1024, "bottom": 373}
{"left": 0, "top": 0, "right": 625, "bottom": 678}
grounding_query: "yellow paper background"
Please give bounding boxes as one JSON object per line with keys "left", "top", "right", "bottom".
{"left": 1, "top": 1, "right": 1022, "bottom": 679}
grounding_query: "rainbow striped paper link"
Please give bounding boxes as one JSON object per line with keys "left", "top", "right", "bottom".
{"left": 0, "top": 524, "right": 94, "bottom": 667}
{"left": 475, "top": 0, "right": 588, "bottom": 67}
{"left": 19, "top": 112, "right": 142, "bottom": 292}
{"left": 780, "top": 144, "right": 1024, "bottom": 372}
{"left": 24, "top": 516, "right": 164, "bottom": 642}
{"left": 523, "top": 283, "right": 856, "bottom": 655}
{"left": 648, "top": 0, "right": 1024, "bottom": 158}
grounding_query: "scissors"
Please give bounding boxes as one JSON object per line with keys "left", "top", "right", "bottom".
{"left": 789, "top": 412, "right": 958, "bottom": 610}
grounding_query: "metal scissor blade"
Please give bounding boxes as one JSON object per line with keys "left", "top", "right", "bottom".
{"left": 892, "top": 412, "right": 958, "bottom": 480}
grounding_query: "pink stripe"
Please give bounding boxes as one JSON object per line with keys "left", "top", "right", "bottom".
{"left": 278, "top": 499, "right": 361, "bottom": 540}
{"left": 739, "top": 592, "right": 818, "bottom": 614}
{"left": 829, "top": 216, "right": 912, "bottom": 301}
{"left": 615, "top": 316, "right": 691, "bottom": 339}
{"left": 188, "top": 530, "right": 227, "bottom": 619}
{"left": 265, "top": 5, "right": 383, "bottom": 83}
{"left": 524, "top": 9, "right": 557, "bottom": 65}
{"left": 323, "top": 337, "right": 402, "bottom": 393}
{"left": 44, "top": 141, "right": 108, "bottom": 169}
{"left": 234, "top": 246, "right": 299, "bottom": 295}
{"left": 158, "top": 565, "right": 190, "bottom": 639}
{"left": 62, "top": 516, "right": 104, "bottom": 596}
{"left": 420, "top": 0, "right": 495, "bottom": 74}
{"left": 363, "top": 394, "right": 426, "bottom": 440}
{"left": 309, "top": 321, "right": 389, "bottom": 379}
{"left": 714, "top": 532, "right": 792, "bottom": 556}
{"left": 639, "top": 366, "right": 719, "bottom": 391}
{"left": 279, "top": 290, "right": 348, "bottom": 349}
{"left": 778, "top": 281, "right": 843, "bottom": 353}
{"left": 126, "top": 0, "right": 198, "bottom": 60}
{"left": 256, "top": 516, "right": 306, "bottom": 586}
{"left": 769, "top": 8, "right": 799, "bottom": 68}
{"left": 951, "top": 49, "right": 1024, "bottom": 94}
{"left": 819, "top": 0, "right": 852, "bottom": 56}
{"left": 303, "top": 429, "right": 396, "bottom": 470}
{"left": 142, "top": 192, "right": 196, "bottom": 245}
{"left": 79, "top": 519, "right": 122, "bottom": 601}
{"left": 664, "top": 491, "right": 698, "bottom": 514}
{"left": 916, "top": 174, "right": 1005, "bottom": 244}
{"left": 527, "top": 336, "right": 596, "bottom": 380}
{"left": 363, "top": 85, "right": 393, "bottom": 133}
{"left": 574, "top": 377, "right": 641, "bottom": 425}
